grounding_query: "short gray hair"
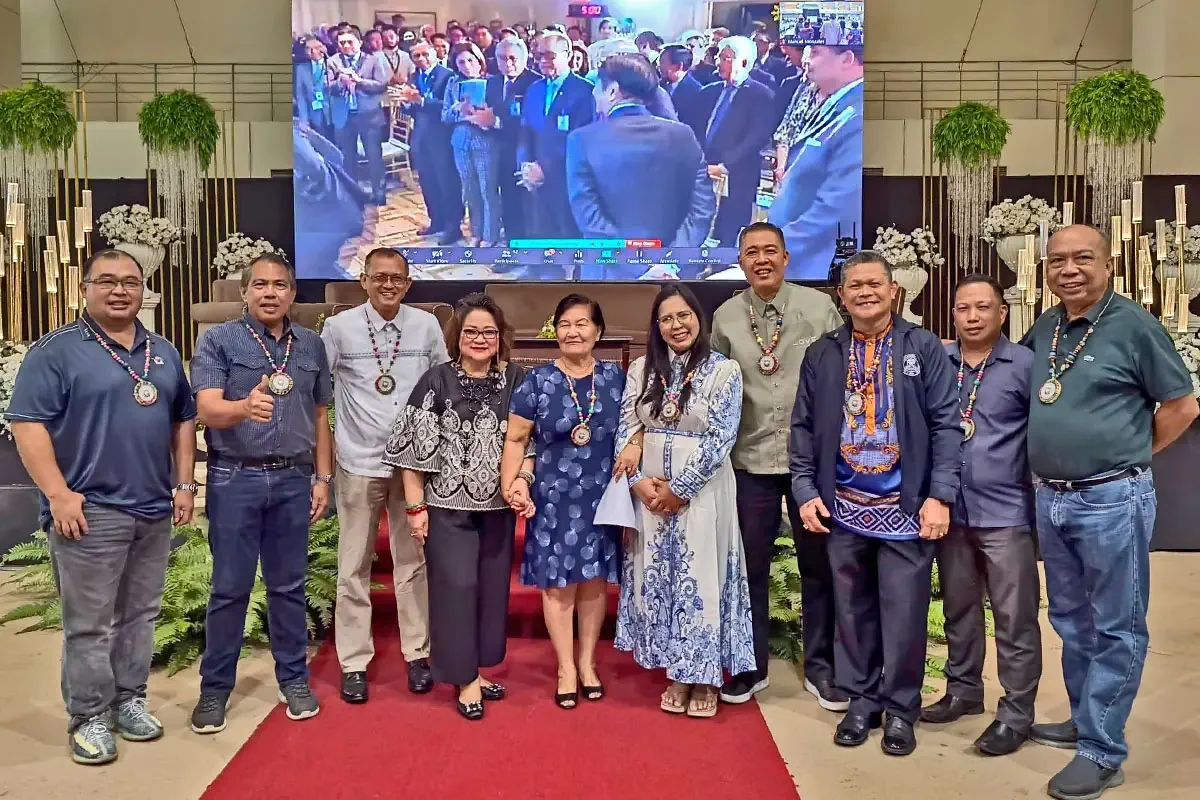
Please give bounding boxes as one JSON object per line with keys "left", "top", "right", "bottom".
{"left": 719, "top": 35, "right": 756, "bottom": 66}
{"left": 495, "top": 36, "right": 527, "bottom": 61}
{"left": 839, "top": 250, "right": 893, "bottom": 285}
{"left": 240, "top": 253, "right": 296, "bottom": 290}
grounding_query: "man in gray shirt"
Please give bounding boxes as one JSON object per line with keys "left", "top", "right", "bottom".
{"left": 921, "top": 274, "right": 1041, "bottom": 757}
{"left": 321, "top": 248, "right": 448, "bottom": 703}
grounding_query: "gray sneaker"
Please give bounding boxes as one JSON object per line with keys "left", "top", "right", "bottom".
{"left": 115, "top": 697, "right": 164, "bottom": 741}
{"left": 70, "top": 715, "right": 118, "bottom": 765}
{"left": 278, "top": 680, "right": 320, "bottom": 721}
{"left": 190, "top": 694, "right": 229, "bottom": 734}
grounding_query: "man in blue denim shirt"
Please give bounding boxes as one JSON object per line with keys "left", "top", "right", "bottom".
{"left": 1022, "top": 226, "right": 1197, "bottom": 800}
{"left": 187, "top": 254, "right": 334, "bottom": 735}
{"left": 921, "top": 274, "right": 1041, "bottom": 759}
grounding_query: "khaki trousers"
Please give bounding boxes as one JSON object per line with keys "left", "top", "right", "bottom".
{"left": 334, "top": 466, "right": 430, "bottom": 671}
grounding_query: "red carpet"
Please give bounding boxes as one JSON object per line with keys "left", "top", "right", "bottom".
{"left": 200, "top": 515, "right": 799, "bottom": 800}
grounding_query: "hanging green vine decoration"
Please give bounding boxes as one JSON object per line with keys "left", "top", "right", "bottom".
{"left": 1066, "top": 69, "right": 1165, "bottom": 145}
{"left": 137, "top": 89, "right": 221, "bottom": 170}
{"left": 932, "top": 101, "right": 1011, "bottom": 166}
{"left": 0, "top": 82, "right": 77, "bottom": 153}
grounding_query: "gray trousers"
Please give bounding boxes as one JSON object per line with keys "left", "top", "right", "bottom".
{"left": 937, "top": 524, "right": 1042, "bottom": 732}
{"left": 48, "top": 504, "right": 172, "bottom": 731}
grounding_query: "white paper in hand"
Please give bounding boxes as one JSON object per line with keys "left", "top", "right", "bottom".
{"left": 594, "top": 475, "right": 637, "bottom": 528}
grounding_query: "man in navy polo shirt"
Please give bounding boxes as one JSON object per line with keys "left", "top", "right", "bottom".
{"left": 7, "top": 248, "right": 197, "bottom": 766}
{"left": 188, "top": 253, "right": 333, "bottom": 734}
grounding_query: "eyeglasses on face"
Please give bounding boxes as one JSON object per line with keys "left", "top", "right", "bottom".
{"left": 84, "top": 277, "right": 144, "bottom": 291}
{"left": 461, "top": 327, "right": 500, "bottom": 342}
{"left": 657, "top": 310, "right": 695, "bottom": 327}
{"left": 368, "top": 274, "right": 411, "bottom": 286}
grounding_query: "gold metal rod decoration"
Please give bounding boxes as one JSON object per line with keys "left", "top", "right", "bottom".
{"left": 1177, "top": 185, "right": 1189, "bottom": 334}
{"left": 1132, "top": 180, "right": 1143, "bottom": 224}
{"left": 66, "top": 264, "right": 80, "bottom": 311}
{"left": 57, "top": 221, "right": 71, "bottom": 263}
{"left": 1063, "top": 200, "right": 1074, "bottom": 228}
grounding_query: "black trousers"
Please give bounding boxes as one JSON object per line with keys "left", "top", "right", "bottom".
{"left": 334, "top": 109, "right": 387, "bottom": 198}
{"left": 425, "top": 508, "right": 515, "bottom": 686}
{"left": 828, "top": 527, "right": 934, "bottom": 723}
{"left": 734, "top": 471, "right": 836, "bottom": 682}
{"left": 936, "top": 524, "right": 1042, "bottom": 732}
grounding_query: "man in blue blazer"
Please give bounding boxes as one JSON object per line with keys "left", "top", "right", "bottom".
{"left": 517, "top": 32, "right": 596, "bottom": 239}
{"left": 658, "top": 44, "right": 706, "bottom": 143}
{"left": 327, "top": 28, "right": 392, "bottom": 206}
{"left": 767, "top": 43, "right": 863, "bottom": 280}
{"left": 400, "top": 41, "right": 463, "bottom": 244}
{"left": 478, "top": 37, "right": 539, "bottom": 244}
{"left": 695, "top": 36, "right": 776, "bottom": 247}
{"left": 566, "top": 54, "right": 714, "bottom": 278}
{"left": 294, "top": 37, "right": 334, "bottom": 142}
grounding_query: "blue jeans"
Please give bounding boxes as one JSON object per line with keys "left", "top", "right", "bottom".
{"left": 200, "top": 463, "right": 313, "bottom": 695}
{"left": 1035, "top": 469, "right": 1155, "bottom": 769}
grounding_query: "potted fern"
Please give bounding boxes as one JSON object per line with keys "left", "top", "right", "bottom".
{"left": 1066, "top": 69, "right": 1164, "bottom": 231}
{"left": 933, "top": 102, "right": 1010, "bottom": 270}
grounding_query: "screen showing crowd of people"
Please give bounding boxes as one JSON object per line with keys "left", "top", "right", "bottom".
{"left": 291, "top": 2, "right": 864, "bottom": 281}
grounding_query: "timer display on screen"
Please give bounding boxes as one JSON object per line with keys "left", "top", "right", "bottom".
{"left": 567, "top": 4, "right": 608, "bottom": 17}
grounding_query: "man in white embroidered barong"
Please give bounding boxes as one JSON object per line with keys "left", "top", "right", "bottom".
{"left": 613, "top": 284, "right": 755, "bottom": 719}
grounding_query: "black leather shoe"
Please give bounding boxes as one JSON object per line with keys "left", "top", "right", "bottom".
{"left": 407, "top": 658, "right": 433, "bottom": 694}
{"left": 1047, "top": 754, "right": 1124, "bottom": 800}
{"left": 454, "top": 686, "right": 484, "bottom": 721}
{"left": 919, "top": 694, "right": 985, "bottom": 723}
{"left": 1030, "top": 719, "right": 1078, "bottom": 749}
{"left": 881, "top": 715, "right": 917, "bottom": 756}
{"left": 340, "top": 671, "right": 368, "bottom": 704}
{"left": 480, "top": 682, "right": 506, "bottom": 701}
{"left": 834, "top": 711, "right": 882, "bottom": 747}
{"left": 974, "top": 720, "right": 1027, "bottom": 756}
{"left": 804, "top": 677, "right": 850, "bottom": 712}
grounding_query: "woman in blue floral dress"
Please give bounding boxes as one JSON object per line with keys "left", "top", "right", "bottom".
{"left": 614, "top": 284, "right": 755, "bottom": 718}
{"left": 501, "top": 294, "right": 626, "bottom": 709}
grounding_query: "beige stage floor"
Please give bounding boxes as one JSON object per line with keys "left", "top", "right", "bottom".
{"left": 1, "top": 554, "right": 1197, "bottom": 800}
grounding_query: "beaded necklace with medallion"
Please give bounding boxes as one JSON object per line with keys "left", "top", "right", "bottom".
{"left": 845, "top": 325, "right": 892, "bottom": 418}
{"left": 955, "top": 347, "right": 991, "bottom": 441}
{"left": 365, "top": 308, "right": 404, "bottom": 394}
{"left": 748, "top": 302, "right": 785, "bottom": 375}
{"left": 561, "top": 361, "right": 598, "bottom": 446}
{"left": 658, "top": 363, "right": 698, "bottom": 423}
{"left": 1038, "top": 292, "right": 1114, "bottom": 405}
{"left": 84, "top": 320, "right": 158, "bottom": 406}
{"left": 243, "top": 321, "right": 295, "bottom": 395}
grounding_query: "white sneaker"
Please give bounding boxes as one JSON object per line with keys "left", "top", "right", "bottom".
{"left": 805, "top": 677, "right": 851, "bottom": 712}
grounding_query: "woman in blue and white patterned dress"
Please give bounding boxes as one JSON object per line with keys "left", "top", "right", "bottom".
{"left": 614, "top": 283, "right": 755, "bottom": 718}
{"left": 501, "top": 294, "right": 626, "bottom": 709}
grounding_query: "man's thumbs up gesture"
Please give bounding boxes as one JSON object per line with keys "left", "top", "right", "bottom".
{"left": 243, "top": 375, "right": 275, "bottom": 423}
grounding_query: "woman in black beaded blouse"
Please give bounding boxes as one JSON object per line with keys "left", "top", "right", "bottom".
{"left": 383, "top": 293, "right": 534, "bottom": 721}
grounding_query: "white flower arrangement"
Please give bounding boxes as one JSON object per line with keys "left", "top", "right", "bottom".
{"left": 212, "top": 233, "right": 281, "bottom": 278}
{"left": 1147, "top": 223, "right": 1200, "bottom": 266}
{"left": 1170, "top": 328, "right": 1200, "bottom": 396}
{"left": 872, "top": 226, "right": 946, "bottom": 270}
{"left": 982, "top": 195, "right": 1062, "bottom": 244}
{"left": 96, "top": 204, "right": 181, "bottom": 247}
{"left": 0, "top": 341, "right": 30, "bottom": 439}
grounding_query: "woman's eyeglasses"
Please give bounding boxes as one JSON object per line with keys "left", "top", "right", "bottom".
{"left": 462, "top": 328, "right": 500, "bottom": 342}
{"left": 657, "top": 310, "right": 695, "bottom": 327}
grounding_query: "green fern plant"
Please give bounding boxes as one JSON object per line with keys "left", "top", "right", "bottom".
{"left": 2, "top": 516, "right": 344, "bottom": 675}
{"left": 137, "top": 89, "right": 221, "bottom": 170}
{"left": 768, "top": 532, "right": 804, "bottom": 662}
{"left": 0, "top": 82, "right": 77, "bottom": 153}
{"left": 1066, "top": 69, "right": 1165, "bottom": 144}
{"left": 932, "top": 101, "right": 1011, "bottom": 166}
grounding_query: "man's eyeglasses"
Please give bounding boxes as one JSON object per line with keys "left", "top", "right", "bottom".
{"left": 84, "top": 277, "right": 144, "bottom": 292}
{"left": 657, "top": 310, "right": 695, "bottom": 327}
{"left": 367, "top": 274, "right": 411, "bottom": 287}
{"left": 462, "top": 328, "right": 500, "bottom": 342}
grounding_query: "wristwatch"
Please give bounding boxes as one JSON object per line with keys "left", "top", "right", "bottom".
{"left": 315, "top": 473, "right": 334, "bottom": 485}
{"left": 175, "top": 483, "right": 198, "bottom": 494}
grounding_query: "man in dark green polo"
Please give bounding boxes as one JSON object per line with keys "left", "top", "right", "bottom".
{"left": 1021, "top": 224, "right": 1197, "bottom": 800}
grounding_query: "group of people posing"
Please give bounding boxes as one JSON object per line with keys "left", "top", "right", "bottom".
{"left": 7, "top": 220, "right": 1195, "bottom": 800}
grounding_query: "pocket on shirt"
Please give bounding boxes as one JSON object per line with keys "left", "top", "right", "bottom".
{"left": 293, "top": 358, "right": 321, "bottom": 398}
{"left": 231, "top": 353, "right": 270, "bottom": 389}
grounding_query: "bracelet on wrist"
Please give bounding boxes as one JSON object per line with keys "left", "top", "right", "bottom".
{"left": 405, "top": 502, "right": 428, "bottom": 516}
{"left": 516, "top": 470, "right": 535, "bottom": 486}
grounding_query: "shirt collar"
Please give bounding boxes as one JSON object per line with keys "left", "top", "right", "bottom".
{"left": 364, "top": 301, "right": 402, "bottom": 331}
{"left": 242, "top": 312, "right": 292, "bottom": 341}
{"left": 747, "top": 282, "right": 793, "bottom": 316}
{"left": 1071, "top": 288, "right": 1115, "bottom": 325}
{"left": 949, "top": 334, "right": 1014, "bottom": 366}
{"left": 820, "top": 77, "right": 863, "bottom": 110}
{"left": 78, "top": 312, "right": 149, "bottom": 351}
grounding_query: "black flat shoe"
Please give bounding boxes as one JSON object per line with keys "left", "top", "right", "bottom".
{"left": 1030, "top": 719, "right": 1078, "bottom": 749}
{"left": 974, "top": 720, "right": 1027, "bottom": 756}
{"left": 881, "top": 715, "right": 917, "bottom": 756}
{"left": 919, "top": 694, "right": 985, "bottom": 724}
{"left": 454, "top": 686, "right": 484, "bottom": 721}
{"left": 834, "top": 711, "right": 881, "bottom": 747}
{"left": 480, "top": 682, "right": 506, "bottom": 701}
{"left": 340, "top": 671, "right": 368, "bottom": 704}
{"left": 582, "top": 681, "right": 604, "bottom": 701}
{"left": 407, "top": 658, "right": 433, "bottom": 695}
{"left": 555, "top": 691, "right": 578, "bottom": 709}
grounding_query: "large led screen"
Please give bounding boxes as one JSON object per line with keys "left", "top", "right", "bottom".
{"left": 291, "top": 1, "right": 863, "bottom": 281}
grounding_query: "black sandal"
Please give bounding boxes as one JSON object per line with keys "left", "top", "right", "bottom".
{"left": 480, "top": 682, "right": 506, "bottom": 701}
{"left": 555, "top": 691, "right": 578, "bottom": 709}
{"left": 454, "top": 686, "right": 484, "bottom": 721}
{"left": 582, "top": 681, "right": 604, "bottom": 701}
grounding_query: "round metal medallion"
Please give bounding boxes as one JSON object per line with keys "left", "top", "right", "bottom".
{"left": 845, "top": 390, "right": 866, "bottom": 417}
{"left": 661, "top": 399, "right": 681, "bottom": 422}
{"left": 133, "top": 380, "right": 159, "bottom": 407}
{"left": 1037, "top": 378, "right": 1062, "bottom": 405}
{"left": 268, "top": 372, "right": 295, "bottom": 396}
{"left": 961, "top": 417, "right": 976, "bottom": 441}
{"left": 570, "top": 423, "right": 592, "bottom": 446}
{"left": 375, "top": 373, "right": 396, "bottom": 395}
{"left": 758, "top": 352, "right": 780, "bottom": 375}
